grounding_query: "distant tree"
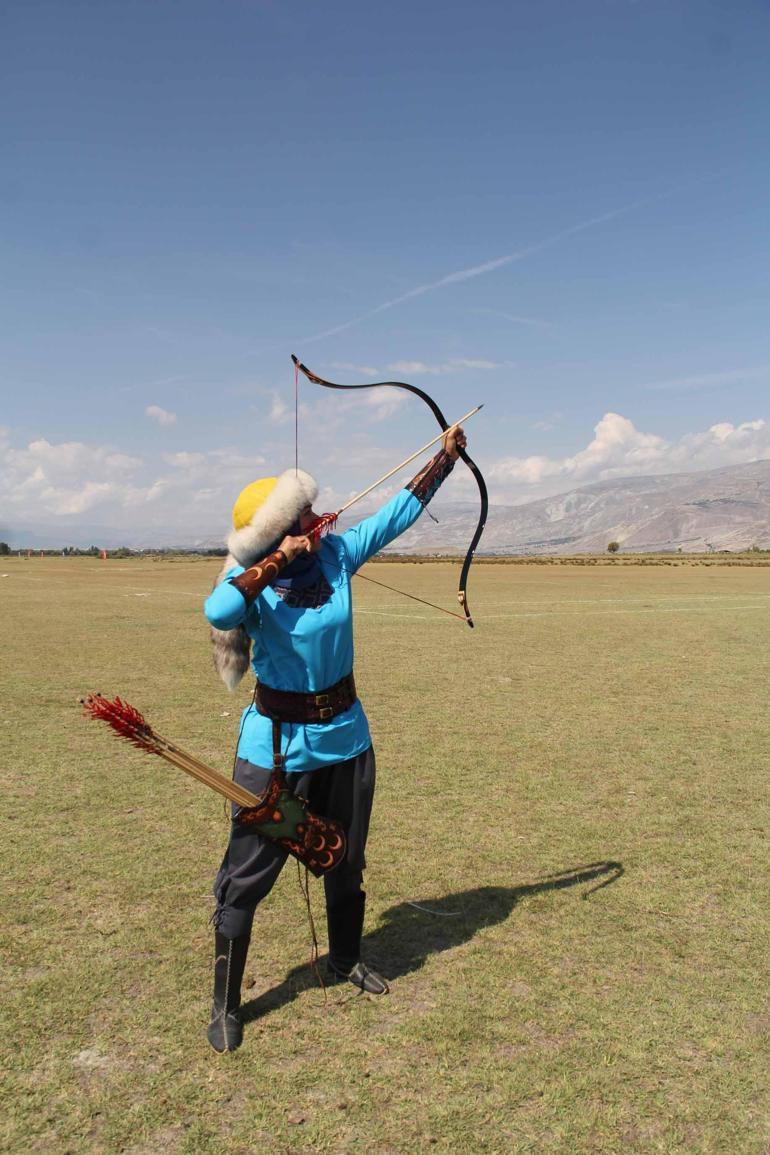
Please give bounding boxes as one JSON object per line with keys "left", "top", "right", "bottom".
{"left": 607, "top": 541, "right": 620, "bottom": 554}
{"left": 0, "top": 542, "right": 10, "bottom": 555}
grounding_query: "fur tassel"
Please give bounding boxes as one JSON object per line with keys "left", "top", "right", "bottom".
{"left": 210, "top": 556, "right": 251, "bottom": 690}
{"left": 210, "top": 624, "right": 251, "bottom": 691}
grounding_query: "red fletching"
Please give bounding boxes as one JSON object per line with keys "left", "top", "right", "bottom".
{"left": 305, "top": 511, "right": 338, "bottom": 543}
{"left": 83, "top": 693, "right": 160, "bottom": 755}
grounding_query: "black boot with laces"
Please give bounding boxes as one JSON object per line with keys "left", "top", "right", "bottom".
{"left": 207, "top": 931, "right": 250, "bottom": 1053}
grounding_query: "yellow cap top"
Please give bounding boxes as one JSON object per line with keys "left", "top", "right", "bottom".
{"left": 232, "top": 477, "right": 278, "bottom": 530}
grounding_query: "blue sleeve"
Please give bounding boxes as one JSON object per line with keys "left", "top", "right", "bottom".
{"left": 204, "top": 565, "right": 253, "bottom": 631}
{"left": 340, "top": 489, "right": 424, "bottom": 573}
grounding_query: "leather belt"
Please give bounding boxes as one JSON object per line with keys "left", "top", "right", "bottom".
{"left": 256, "top": 673, "right": 357, "bottom": 724}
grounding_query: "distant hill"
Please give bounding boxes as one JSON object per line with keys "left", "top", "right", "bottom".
{"left": 390, "top": 459, "right": 770, "bottom": 555}
{"left": 4, "top": 459, "right": 769, "bottom": 554}
{"left": 1, "top": 520, "right": 225, "bottom": 552}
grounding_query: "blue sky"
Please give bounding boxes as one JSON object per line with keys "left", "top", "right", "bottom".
{"left": 1, "top": 0, "right": 768, "bottom": 542}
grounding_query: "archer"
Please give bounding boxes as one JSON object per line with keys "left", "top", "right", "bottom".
{"left": 203, "top": 421, "right": 468, "bottom": 1052}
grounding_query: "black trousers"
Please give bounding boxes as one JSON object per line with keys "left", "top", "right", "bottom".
{"left": 212, "top": 745, "right": 376, "bottom": 939}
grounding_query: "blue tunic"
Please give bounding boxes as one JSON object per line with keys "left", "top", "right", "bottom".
{"left": 204, "top": 488, "right": 425, "bottom": 773}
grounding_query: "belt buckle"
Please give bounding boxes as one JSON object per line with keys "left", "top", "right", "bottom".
{"left": 318, "top": 706, "right": 333, "bottom": 721}
{"left": 314, "top": 693, "right": 330, "bottom": 706}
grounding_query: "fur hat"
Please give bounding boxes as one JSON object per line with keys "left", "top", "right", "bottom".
{"left": 210, "top": 468, "right": 318, "bottom": 690}
{"left": 227, "top": 468, "right": 318, "bottom": 568}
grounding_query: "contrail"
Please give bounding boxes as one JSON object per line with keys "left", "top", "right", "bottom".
{"left": 300, "top": 185, "right": 692, "bottom": 346}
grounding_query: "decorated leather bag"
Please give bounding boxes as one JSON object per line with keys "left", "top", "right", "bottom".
{"left": 234, "top": 769, "right": 346, "bottom": 877}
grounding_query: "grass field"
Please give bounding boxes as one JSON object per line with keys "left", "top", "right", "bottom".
{"left": 2, "top": 556, "right": 768, "bottom": 1154}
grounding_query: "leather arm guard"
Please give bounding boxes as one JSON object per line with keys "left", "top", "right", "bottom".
{"left": 228, "top": 550, "right": 287, "bottom": 606}
{"left": 407, "top": 449, "right": 455, "bottom": 508}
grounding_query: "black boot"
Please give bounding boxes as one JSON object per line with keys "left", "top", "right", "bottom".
{"left": 326, "top": 891, "right": 389, "bottom": 995}
{"left": 207, "top": 931, "right": 250, "bottom": 1053}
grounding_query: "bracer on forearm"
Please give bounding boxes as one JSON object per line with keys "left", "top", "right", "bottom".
{"left": 407, "top": 449, "right": 455, "bottom": 508}
{"left": 228, "top": 550, "right": 287, "bottom": 606}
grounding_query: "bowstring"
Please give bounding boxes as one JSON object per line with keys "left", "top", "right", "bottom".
{"left": 352, "top": 568, "right": 466, "bottom": 620}
{"left": 320, "top": 548, "right": 467, "bottom": 622}
{"left": 294, "top": 360, "right": 299, "bottom": 475}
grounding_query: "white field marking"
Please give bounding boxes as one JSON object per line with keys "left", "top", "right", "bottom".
{"left": 89, "top": 588, "right": 770, "bottom": 603}
{"left": 406, "top": 901, "right": 462, "bottom": 916}
{"left": 477, "top": 605, "right": 769, "bottom": 619}
{"left": 110, "top": 588, "right": 207, "bottom": 596}
{"left": 357, "top": 593, "right": 770, "bottom": 611}
{"left": 356, "top": 593, "right": 770, "bottom": 614}
{"left": 354, "top": 609, "right": 440, "bottom": 620}
{"left": 12, "top": 568, "right": 137, "bottom": 580}
{"left": 463, "top": 592, "right": 770, "bottom": 608}
{"left": 354, "top": 604, "right": 769, "bottom": 621}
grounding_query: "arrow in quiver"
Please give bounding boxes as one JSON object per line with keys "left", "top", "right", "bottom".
{"left": 82, "top": 693, "right": 346, "bottom": 877}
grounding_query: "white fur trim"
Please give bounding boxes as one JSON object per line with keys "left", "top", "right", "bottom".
{"left": 226, "top": 469, "right": 318, "bottom": 568}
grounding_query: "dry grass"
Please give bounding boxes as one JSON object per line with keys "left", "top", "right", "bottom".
{"left": 1, "top": 556, "right": 768, "bottom": 1154}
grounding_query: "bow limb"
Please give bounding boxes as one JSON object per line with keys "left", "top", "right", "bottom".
{"left": 455, "top": 445, "right": 488, "bottom": 628}
{"left": 291, "top": 354, "right": 488, "bottom": 627}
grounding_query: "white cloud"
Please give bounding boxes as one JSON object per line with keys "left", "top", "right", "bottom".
{"left": 0, "top": 431, "right": 268, "bottom": 536}
{"left": 266, "top": 392, "right": 320, "bottom": 428}
{"left": 490, "top": 413, "right": 770, "bottom": 500}
{"left": 0, "top": 437, "right": 147, "bottom": 518}
{"left": 531, "top": 413, "right": 563, "bottom": 432}
{"left": 7, "top": 405, "right": 764, "bottom": 545}
{"left": 643, "top": 365, "right": 770, "bottom": 391}
{"left": 474, "top": 309, "right": 550, "bottom": 329}
{"left": 322, "top": 444, "right": 396, "bottom": 469}
{"left": 387, "top": 359, "right": 502, "bottom": 376}
{"left": 289, "top": 385, "right": 408, "bottom": 426}
{"left": 328, "top": 361, "right": 380, "bottom": 378}
{"left": 165, "top": 451, "right": 207, "bottom": 468}
{"left": 145, "top": 405, "right": 177, "bottom": 426}
{"left": 268, "top": 395, "right": 290, "bottom": 424}
{"left": 364, "top": 390, "right": 409, "bottom": 421}
{"left": 47, "top": 481, "right": 118, "bottom": 515}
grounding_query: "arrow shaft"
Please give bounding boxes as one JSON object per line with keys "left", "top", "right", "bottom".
{"left": 336, "top": 405, "right": 482, "bottom": 516}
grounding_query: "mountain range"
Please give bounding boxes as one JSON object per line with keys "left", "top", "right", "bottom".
{"left": 390, "top": 459, "right": 770, "bottom": 555}
{"left": 3, "top": 459, "right": 769, "bottom": 554}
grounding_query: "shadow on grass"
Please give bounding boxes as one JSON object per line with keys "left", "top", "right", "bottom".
{"left": 242, "top": 860, "right": 623, "bottom": 1022}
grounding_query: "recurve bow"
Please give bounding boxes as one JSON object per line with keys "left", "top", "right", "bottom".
{"left": 291, "top": 354, "right": 488, "bottom": 627}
